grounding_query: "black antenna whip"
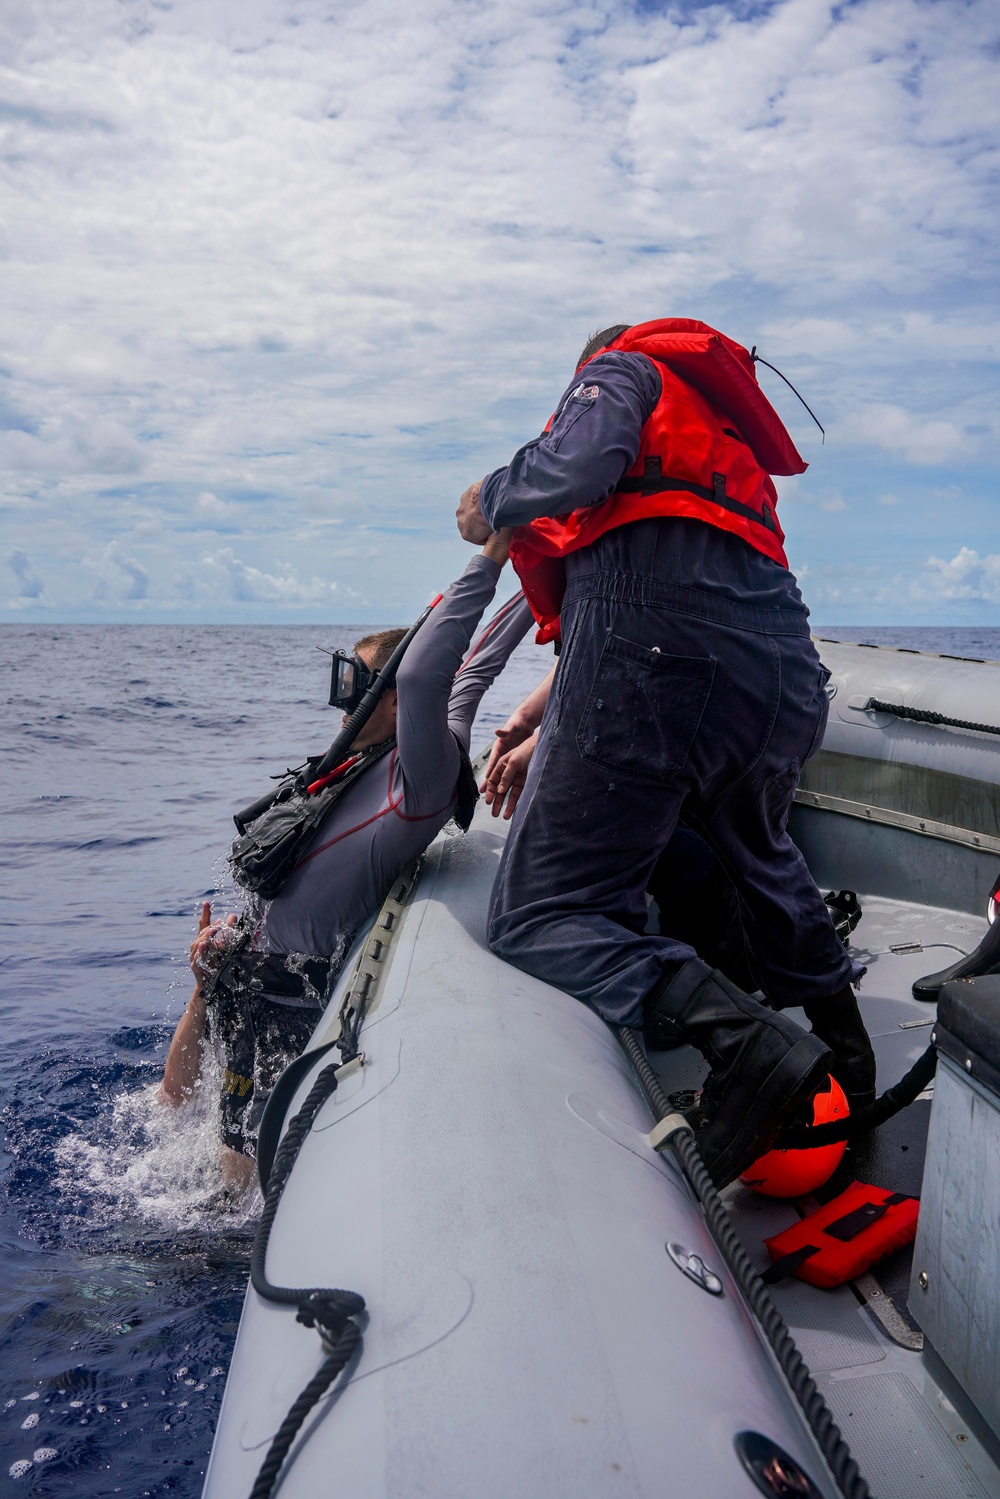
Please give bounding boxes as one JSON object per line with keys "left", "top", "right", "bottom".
{"left": 750, "top": 347, "right": 825, "bottom": 444}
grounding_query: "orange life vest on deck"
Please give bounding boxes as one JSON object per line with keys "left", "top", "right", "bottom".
{"left": 508, "top": 319, "right": 808, "bottom": 644}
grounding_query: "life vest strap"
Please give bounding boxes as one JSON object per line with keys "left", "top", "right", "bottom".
{"left": 615, "top": 456, "right": 776, "bottom": 533}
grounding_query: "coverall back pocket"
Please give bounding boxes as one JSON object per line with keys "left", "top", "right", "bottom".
{"left": 576, "top": 633, "right": 715, "bottom": 784}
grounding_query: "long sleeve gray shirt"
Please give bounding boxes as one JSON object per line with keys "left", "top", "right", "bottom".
{"left": 260, "top": 556, "right": 533, "bottom": 960}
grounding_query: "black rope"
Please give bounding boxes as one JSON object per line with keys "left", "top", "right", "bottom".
{"left": 750, "top": 347, "right": 825, "bottom": 442}
{"left": 248, "top": 1061, "right": 365, "bottom": 1499}
{"left": 618, "top": 1025, "right": 870, "bottom": 1499}
{"left": 779, "top": 1044, "right": 936, "bottom": 1149}
{"left": 865, "top": 698, "right": 1000, "bottom": 739}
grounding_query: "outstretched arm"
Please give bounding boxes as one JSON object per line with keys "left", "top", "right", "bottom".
{"left": 159, "top": 902, "right": 236, "bottom": 1105}
{"left": 480, "top": 664, "right": 554, "bottom": 784}
{"left": 475, "top": 351, "right": 661, "bottom": 531}
{"left": 394, "top": 536, "right": 519, "bottom": 813}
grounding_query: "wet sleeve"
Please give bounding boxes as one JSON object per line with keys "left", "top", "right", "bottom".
{"left": 479, "top": 352, "right": 662, "bottom": 530}
{"left": 393, "top": 555, "right": 503, "bottom": 814}
{"left": 447, "top": 591, "right": 536, "bottom": 752}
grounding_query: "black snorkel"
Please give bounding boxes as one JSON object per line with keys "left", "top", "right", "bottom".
{"left": 233, "top": 592, "right": 443, "bottom": 836}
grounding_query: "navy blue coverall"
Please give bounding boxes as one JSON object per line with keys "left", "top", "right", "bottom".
{"left": 479, "top": 350, "right": 860, "bottom": 1029}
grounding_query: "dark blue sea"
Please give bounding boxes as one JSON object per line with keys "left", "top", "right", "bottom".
{"left": 1, "top": 619, "right": 997, "bottom": 1493}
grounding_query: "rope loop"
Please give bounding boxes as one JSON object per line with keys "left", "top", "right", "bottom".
{"left": 247, "top": 1056, "right": 365, "bottom": 1498}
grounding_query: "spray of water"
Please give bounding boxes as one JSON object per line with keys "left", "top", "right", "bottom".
{"left": 51, "top": 1043, "right": 261, "bottom": 1242}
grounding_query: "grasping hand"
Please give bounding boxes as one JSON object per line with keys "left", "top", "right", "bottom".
{"left": 481, "top": 665, "right": 556, "bottom": 789}
{"left": 480, "top": 731, "right": 538, "bottom": 820}
{"left": 188, "top": 900, "right": 238, "bottom": 989}
{"left": 456, "top": 480, "right": 493, "bottom": 544}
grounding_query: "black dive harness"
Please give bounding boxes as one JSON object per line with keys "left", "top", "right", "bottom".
{"left": 230, "top": 739, "right": 396, "bottom": 900}
{"left": 228, "top": 591, "right": 478, "bottom": 903}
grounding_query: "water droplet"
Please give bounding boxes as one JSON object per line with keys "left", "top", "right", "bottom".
{"left": 33, "top": 1449, "right": 57, "bottom": 1463}
{"left": 9, "top": 1460, "right": 32, "bottom": 1479}
{"left": 70, "top": 1401, "right": 83, "bottom": 1408}
{"left": 22, "top": 1393, "right": 40, "bottom": 1402}
{"left": 210, "top": 1367, "right": 224, "bottom": 1377}
{"left": 4, "top": 1400, "right": 16, "bottom": 1409}
{"left": 176, "top": 1367, "right": 188, "bottom": 1378}
{"left": 20, "top": 1414, "right": 39, "bottom": 1430}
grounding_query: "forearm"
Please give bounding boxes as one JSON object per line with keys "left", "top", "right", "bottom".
{"left": 447, "top": 592, "right": 536, "bottom": 750}
{"left": 517, "top": 664, "right": 555, "bottom": 732}
{"left": 394, "top": 555, "right": 505, "bottom": 807}
{"left": 159, "top": 986, "right": 207, "bottom": 1104}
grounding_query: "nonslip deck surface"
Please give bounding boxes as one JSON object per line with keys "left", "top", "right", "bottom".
{"left": 648, "top": 895, "right": 1000, "bottom": 1499}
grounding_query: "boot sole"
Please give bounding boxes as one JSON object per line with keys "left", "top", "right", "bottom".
{"left": 700, "top": 1034, "right": 833, "bottom": 1189}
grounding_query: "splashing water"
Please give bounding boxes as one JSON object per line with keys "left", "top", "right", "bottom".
{"left": 51, "top": 1061, "right": 261, "bottom": 1245}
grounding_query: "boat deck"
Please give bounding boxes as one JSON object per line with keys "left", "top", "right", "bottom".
{"left": 648, "top": 895, "right": 1000, "bottom": 1499}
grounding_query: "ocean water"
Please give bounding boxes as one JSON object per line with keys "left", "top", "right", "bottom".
{"left": 0, "top": 611, "right": 545, "bottom": 1496}
{"left": 1, "top": 617, "right": 997, "bottom": 1493}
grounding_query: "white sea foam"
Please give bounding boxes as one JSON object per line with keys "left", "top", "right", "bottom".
{"left": 52, "top": 1046, "right": 260, "bottom": 1236}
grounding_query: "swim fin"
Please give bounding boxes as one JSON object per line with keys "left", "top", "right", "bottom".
{"left": 912, "top": 916, "right": 1000, "bottom": 1001}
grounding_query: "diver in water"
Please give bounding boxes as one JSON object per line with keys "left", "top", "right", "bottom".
{"left": 456, "top": 319, "right": 874, "bottom": 1187}
{"left": 159, "top": 527, "right": 534, "bottom": 1189}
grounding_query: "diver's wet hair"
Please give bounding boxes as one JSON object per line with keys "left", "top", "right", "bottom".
{"left": 577, "top": 324, "right": 631, "bottom": 369}
{"left": 353, "top": 627, "right": 407, "bottom": 671}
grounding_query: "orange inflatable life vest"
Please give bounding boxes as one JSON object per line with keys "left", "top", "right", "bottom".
{"left": 508, "top": 319, "right": 808, "bottom": 644}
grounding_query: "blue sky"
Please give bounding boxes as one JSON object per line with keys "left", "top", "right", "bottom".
{"left": 1, "top": 0, "right": 998, "bottom": 624}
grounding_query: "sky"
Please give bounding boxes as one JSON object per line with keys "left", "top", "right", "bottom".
{"left": 1, "top": 0, "right": 998, "bottom": 624}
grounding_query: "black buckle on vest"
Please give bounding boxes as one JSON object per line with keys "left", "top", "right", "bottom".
{"left": 641, "top": 456, "right": 663, "bottom": 495}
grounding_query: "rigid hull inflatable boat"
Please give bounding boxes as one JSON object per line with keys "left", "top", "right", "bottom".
{"left": 203, "top": 640, "right": 1000, "bottom": 1499}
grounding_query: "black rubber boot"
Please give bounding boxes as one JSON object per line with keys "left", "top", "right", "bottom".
{"left": 801, "top": 985, "right": 876, "bottom": 1114}
{"left": 911, "top": 918, "right": 1000, "bottom": 1001}
{"left": 644, "top": 960, "right": 832, "bottom": 1188}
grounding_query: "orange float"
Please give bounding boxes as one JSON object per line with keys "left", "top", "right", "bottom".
{"left": 740, "top": 1075, "right": 849, "bottom": 1198}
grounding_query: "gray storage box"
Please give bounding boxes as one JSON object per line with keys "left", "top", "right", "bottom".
{"left": 910, "top": 973, "right": 1000, "bottom": 1441}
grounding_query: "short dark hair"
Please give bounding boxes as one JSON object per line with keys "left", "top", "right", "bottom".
{"left": 353, "top": 627, "right": 407, "bottom": 671}
{"left": 577, "top": 324, "right": 631, "bottom": 369}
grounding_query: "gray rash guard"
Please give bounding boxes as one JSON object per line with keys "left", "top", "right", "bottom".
{"left": 259, "top": 555, "right": 534, "bottom": 960}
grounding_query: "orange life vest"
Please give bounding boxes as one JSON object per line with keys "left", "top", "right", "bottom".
{"left": 508, "top": 319, "right": 807, "bottom": 643}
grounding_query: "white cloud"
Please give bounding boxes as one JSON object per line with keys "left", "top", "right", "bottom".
{"left": 6, "top": 547, "right": 43, "bottom": 600}
{"left": 196, "top": 491, "right": 241, "bottom": 522}
{"left": 840, "top": 404, "right": 966, "bottom": 466}
{"left": 918, "top": 547, "right": 1000, "bottom": 604}
{"left": 83, "top": 542, "right": 150, "bottom": 600}
{"left": 203, "top": 546, "right": 337, "bottom": 604}
{"left": 0, "top": 0, "right": 995, "bottom": 619}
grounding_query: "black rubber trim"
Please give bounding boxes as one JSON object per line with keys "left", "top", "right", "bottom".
{"left": 933, "top": 1021, "right": 1000, "bottom": 1103}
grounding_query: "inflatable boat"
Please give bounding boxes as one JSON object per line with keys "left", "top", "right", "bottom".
{"left": 203, "top": 638, "right": 1000, "bottom": 1499}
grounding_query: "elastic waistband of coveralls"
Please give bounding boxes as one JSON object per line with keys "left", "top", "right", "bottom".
{"left": 562, "top": 569, "right": 813, "bottom": 638}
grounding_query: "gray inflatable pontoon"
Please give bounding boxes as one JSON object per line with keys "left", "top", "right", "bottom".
{"left": 203, "top": 640, "right": 1000, "bottom": 1499}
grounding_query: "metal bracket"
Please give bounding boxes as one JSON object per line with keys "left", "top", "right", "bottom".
{"left": 665, "top": 1241, "right": 724, "bottom": 1296}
